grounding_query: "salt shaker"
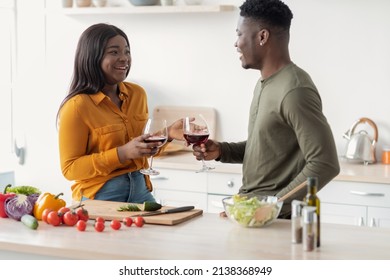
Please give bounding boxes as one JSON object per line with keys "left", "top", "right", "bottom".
{"left": 291, "top": 200, "right": 306, "bottom": 244}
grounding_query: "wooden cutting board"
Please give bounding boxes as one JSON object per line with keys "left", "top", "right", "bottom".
{"left": 153, "top": 105, "right": 217, "bottom": 139}
{"left": 153, "top": 106, "right": 217, "bottom": 152}
{"left": 73, "top": 200, "right": 203, "bottom": 226}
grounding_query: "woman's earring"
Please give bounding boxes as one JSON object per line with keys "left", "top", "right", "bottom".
{"left": 260, "top": 41, "right": 264, "bottom": 46}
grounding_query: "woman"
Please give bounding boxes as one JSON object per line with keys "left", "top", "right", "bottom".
{"left": 57, "top": 23, "right": 182, "bottom": 203}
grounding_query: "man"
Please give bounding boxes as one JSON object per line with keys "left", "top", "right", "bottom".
{"left": 193, "top": 0, "right": 340, "bottom": 218}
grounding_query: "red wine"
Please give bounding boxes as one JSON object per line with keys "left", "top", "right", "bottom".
{"left": 183, "top": 133, "right": 209, "bottom": 145}
{"left": 144, "top": 136, "right": 167, "bottom": 145}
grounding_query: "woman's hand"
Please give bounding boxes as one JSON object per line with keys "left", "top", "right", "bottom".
{"left": 117, "top": 134, "right": 161, "bottom": 163}
{"left": 167, "top": 118, "right": 194, "bottom": 142}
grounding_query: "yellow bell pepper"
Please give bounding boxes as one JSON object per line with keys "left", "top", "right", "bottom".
{"left": 33, "top": 192, "right": 66, "bottom": 220}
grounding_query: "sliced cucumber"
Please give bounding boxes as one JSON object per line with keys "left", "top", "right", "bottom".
{"left": 21, "top": 214, "right": 39, "bottom": 230}
{"left": 117, "top": 201, "right": 162, "bottom": 212}
{"left": 117, "top": 204, "right": 141, "bottom": 212}
{"left": 142, "top": 201, "right": 162, "bottom": 211}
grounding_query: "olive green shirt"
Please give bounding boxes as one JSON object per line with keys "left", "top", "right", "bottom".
{"left": 219, "top": 63, "right": 340, "bottom": 214}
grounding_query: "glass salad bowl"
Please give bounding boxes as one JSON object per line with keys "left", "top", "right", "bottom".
{"left": 222, "top": 194, "right": 283, "bottom": 228}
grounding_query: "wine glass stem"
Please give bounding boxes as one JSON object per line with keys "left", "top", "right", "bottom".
{"left": 149, "top": 156, "right": 154, "bottom": 171}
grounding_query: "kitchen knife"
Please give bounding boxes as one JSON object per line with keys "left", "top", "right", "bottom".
{"left": 131, "top": 206, "right": 195, "bottom": 217}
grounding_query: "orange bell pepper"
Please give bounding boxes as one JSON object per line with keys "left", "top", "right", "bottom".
{"left": 33, "top": 192, "right": 66, "bottom": 220}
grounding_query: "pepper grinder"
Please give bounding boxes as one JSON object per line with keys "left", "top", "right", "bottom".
{"left": 302, "top": 206, "right": 317, "bottom": 252}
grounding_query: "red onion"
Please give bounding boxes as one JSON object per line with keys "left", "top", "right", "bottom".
{"left": 5, "top": 194, "right": 33, "bottom": 221}
{"left": 27, "top": 193, "right": 40, "bottom": 205}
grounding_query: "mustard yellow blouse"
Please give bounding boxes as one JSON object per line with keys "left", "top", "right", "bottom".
{"left": 58, "top": 82, "right": 152, "bottom": 201}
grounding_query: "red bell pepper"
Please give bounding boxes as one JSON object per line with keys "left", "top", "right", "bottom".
{"left": 0, "top": 184, "right": 16, "bottom": 218}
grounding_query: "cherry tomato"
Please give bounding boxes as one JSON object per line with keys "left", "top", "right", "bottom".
{"left": 57, "top": 207, "right": 71, "bottom": 224}
{"left": 134, "top": 216, "right": 145, "bottom": 227}
{"left": 76, "top": 220, "right": 87, "bottom": 232}
{"left": 94, "top": 221, "right": 105, "bottom": 232}
{"left": 58, "top": 206, "right": 70, "bottom": 215}
{"left": 47, "top": 211, "right": 61, "bottom": 226}
{"left": 63, "top": 211, "right": 79, "bottom": 226}
{"left": 95, "top": 217, "right": 105, "bottom": 224}
{"left": 76, "top": 207, "right": 89, "bottom": 222}
{"left": 123, "top": 217, "right": 133, "bottom": 227}
{"left": 42, "top": 208, "right": 53, "bottom": 223}
{"left": 110, "top": 219, "right": 121, "bottom": 230}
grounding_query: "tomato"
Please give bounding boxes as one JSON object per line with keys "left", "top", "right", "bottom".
{"left": 58, "top": 206, "right": 70, "bottom": 215}
{"left": 110, "top": 219, "right": 121, "bottom": 230}
{"left": 57, "top": 207, "right": 70, "bottom": 224}
{"left": 63, "top": 211, "right": 79, "bottom": 226}
{"left": 47, "top": 211, "right": 61, "bottom": 226}
{"left": 95, "top": 217, "right": 105, "bottom": 224}
{"left": 42, "top": 208, "right": 53, "bottom": 223}
{"left": 94, "top": 221, "right": 105, "bottom": 232}
{"left": 76, "top": 220, "right": 87, "bottom": 231}
{"left": 134, "top": 216, "right": 145, "bottom": 227}
{"left": 123, "top": 217, "right": 133, "bottom": 227}
{"left": 76, "top": 207, "right": 89, "bottom": 222}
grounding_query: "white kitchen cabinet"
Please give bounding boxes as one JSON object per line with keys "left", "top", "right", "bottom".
{"left": 318, "top": 180, "right": 390, "bottom": 228}
{"left": 151, "top": 168, "right": 208, "bottom": 210}
{"left": 208, "top": 172, "right": 242, "bottom": 195}
{"left": 153, "top": 189, "right": 207, "bottom": 210}
{"left": 151, "top": 168, "right": 207, "bottom": 193}
{"left": 150, "top": 166, "right": 242, "bottom": 213}
{"left": 207, "top": 173, "right": 242, "bottom": 213}
{"left": 321, "top": 202, "right": 367, "bottom": 226}
{"left": 153, "top": 154, "right": 390, "bottom": 224}
{"left": 207, "top": 194, "right": 227, "bottom": 213}
{"left": 367, "top": 207, "right": 390, "bottom": 228}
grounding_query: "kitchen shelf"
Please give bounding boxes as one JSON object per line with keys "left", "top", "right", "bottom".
{"left": 47, "top": 5, "right": 236, "bottom": 15}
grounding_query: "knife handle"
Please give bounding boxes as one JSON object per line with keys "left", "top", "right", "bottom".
{"left": 165, "top": 206, "right": 194, "bottom": 213}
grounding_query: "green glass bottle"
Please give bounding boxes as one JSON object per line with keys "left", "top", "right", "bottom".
{"left": 304, "top": 177, "right": 320, "bottom": 247}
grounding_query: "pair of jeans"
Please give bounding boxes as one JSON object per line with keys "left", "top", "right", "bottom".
{"left": 93, "top": 171, "right": 155, "bottom": 203}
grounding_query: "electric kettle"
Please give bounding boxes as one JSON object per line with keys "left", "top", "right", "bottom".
{"left": 343, "top": 117, "right": 378, "bottom": 165}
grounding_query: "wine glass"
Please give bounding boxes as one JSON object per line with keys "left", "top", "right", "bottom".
{"left": 183, "top": 114, "right": 215, "bottom": 173}
{"left": 140, "top": 118, "right": 168, "bottom": 176}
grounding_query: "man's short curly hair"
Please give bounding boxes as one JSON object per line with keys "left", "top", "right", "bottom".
{"left": 239, "top": 0, "right": 293, "bottom": 30}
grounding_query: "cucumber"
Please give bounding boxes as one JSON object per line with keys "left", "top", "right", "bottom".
{"left": 143, "top": 201, "right": 162, "bottom": 211}
{"left": 21, "top": 214, "right": 39, "bottom": 230}
{"left": 117, "top": 204, "right": 141, "bottom": 212}
{"left": 117, "top": 201, "right": 162, "bottom": 212}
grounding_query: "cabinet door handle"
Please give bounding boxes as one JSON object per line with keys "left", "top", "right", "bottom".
{"left": 358, "top": 217, "right": 365, "bottom": 226}
{"left": 369, "top": 218, "right": 377, "bottom": 227}
{"left": 152, "top": 176, "right": 169, "bottom": 181}
{"left": 227, "top": 180, "right": 234, "bottom": 188}
{"left": 350, "top": 190, "right": 385, "bottom": 197}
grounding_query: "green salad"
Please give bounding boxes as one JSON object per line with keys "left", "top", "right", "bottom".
{"left": 226, "top": 195, "right": 279, "bottom": 227}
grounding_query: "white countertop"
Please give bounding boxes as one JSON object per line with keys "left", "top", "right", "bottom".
{"left": 154, "top": 152, "right": 390, "bottom": 184}
{"left": 154, "top": 151, "right": 242, "bottom": 174}
{"left": 336, "top": 158, "right": 390, "bottom": 184}
{"left": 1, "top": 214, "right": 390, "bottom": 260}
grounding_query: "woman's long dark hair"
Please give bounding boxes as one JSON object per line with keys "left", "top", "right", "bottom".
{"left": 56, "top": 23, "right": 130, "bottom": 123}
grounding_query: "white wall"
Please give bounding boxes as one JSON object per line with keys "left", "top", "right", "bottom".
{"left": 10, "top": 0, "right": 390, "bottom": 203}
